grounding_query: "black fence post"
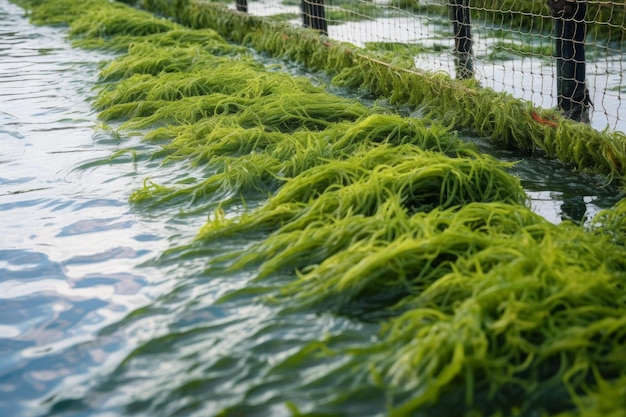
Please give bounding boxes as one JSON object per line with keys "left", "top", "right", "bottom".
{"left": 236, "top": 0, "right": 247, "bottom": 13}
{"left": 449, "top": 0, "right": 474, "bottom": 79}
{"left": 549, "top": 0, "right": 590, "bottom": 123}
{"left": 302, "top": 0, "right": 328, "bottom": 36}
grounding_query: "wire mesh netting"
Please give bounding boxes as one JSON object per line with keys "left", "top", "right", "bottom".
{"left": 234, "top": 0, "right": 624, "bottom": 133}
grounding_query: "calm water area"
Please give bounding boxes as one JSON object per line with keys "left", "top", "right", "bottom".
{"left": 0, "top": 0, "right": 621, "bottom": 416}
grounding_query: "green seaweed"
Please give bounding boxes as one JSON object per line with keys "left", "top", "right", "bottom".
{"left": 196, "top": 144, "right": 525, "bottom": 244}
{"left": 368, "top": 216, "right": 626, "bottom": 415}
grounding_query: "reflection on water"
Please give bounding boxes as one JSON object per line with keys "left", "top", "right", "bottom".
{"left": 0, "top": 1, "right": 622, "bottom": 416}
{"left": 0, "top": 1, "right": 178, "bottom": 415}
{"left": 328, "top": 16, "right": 625, "bottom": 133}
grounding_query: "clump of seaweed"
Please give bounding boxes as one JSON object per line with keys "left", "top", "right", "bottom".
{"left": 17, "top": 0, "right": 102, "bottom": 26}
{"left": 196, "top": 144, "right": 525, "bottom": 244}
{"left": 251, "top": 200, "right": 626, "bottom": 416}
{"left": 96, "top": 53, "right": 305, "bottom": 105}
{"left": 245, "top": 201, "right": 540, "bottom": 314}
{"left": 364, "top": 213, "right": 626, "bottom": 416}
{"left": 129, "top": 152, "right": 284, "bottom": 208}
{"left": 143, "top": 112, "right": 468, "bottom": 168}
{"left": 591, "top": 197, "right": 626, "bottom": 245}
{"left": 18, "top": 0, "right": 179, "bottom": 39}
{"left": 76, "top": 25, "right": 244, "bottom": 53}
{"left": 129, "top": 113, "right": 472, "bottom": 208}
{"left": 94, "top": 44, "right": 370, "bottom": 134}
{"left": 70, "top": 6, "right": 178, "bottom": 38}
{"left": 332, "top": 113, "right": 462, "bottom": 155}
{"left": 100, "top": 88, "right": 370, "bottom": 132}
{"left": 97, "top": 43, "right": 243, "bottom": 81}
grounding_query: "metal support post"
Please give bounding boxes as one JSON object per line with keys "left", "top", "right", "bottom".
{"left": 302, "top": 0, "right": 328, "bottom": 36}
{"left": 548, "top": 0, "right": 591, "bottom": 123}
{"left": 450, "top": 0, "right": 474, "bottom": 80}
{"left": 236, "top": 0, "right": 247, "bottom": 13}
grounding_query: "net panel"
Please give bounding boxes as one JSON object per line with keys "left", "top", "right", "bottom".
{"left": 239, "top": 0, "right": 625, "bottom": 133}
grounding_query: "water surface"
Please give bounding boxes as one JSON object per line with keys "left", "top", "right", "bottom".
{"left": 0, "top": 1, "right": 621, "bottom": 416}
{"left": 0, "top": 1, "right": 179, "bottom": 414}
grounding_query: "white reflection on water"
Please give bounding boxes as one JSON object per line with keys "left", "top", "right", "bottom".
{"left": 0, "top": 1, "right": 190, "bottom": 415}
{"left": 0, "top": 1, "right": 622, "bottom": 416}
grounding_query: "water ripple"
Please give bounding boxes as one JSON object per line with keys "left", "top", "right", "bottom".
{"left": 0, "top": 2, "right": 174, "bottom": 416}
{"left": 0, "top": 249, "right": 66, "bottom": 281}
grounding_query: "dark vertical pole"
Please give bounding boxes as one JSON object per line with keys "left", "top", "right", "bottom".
{"left": 236, "top": 0, "right": 247, "bottom": 13}
{"left": 302, "top": 1, "right": 312, "bottom": 32}
{"left": 450, "top": 0, "right": 474, "bottom": 79}
{"left": 549, "top": 0, "right": 590, "bottom": 123}
{"left": 302, "top": 0, "right": 328, "bottom": 36}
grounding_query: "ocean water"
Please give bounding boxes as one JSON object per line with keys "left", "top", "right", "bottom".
{"left": 0, "top": 4, "right": 378, "bottom": 416}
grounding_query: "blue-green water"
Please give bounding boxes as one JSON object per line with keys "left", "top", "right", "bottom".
{"left": 0, "top": 1, "right": 621, "bottom": 416}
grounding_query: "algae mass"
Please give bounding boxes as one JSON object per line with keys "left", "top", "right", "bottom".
{"left": 121, "top": 0, "right": 626, "bottom": 183}
{"left": 12, "top": 0, "right": 626, "bottom": 416}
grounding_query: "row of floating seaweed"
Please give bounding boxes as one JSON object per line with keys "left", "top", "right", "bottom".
{"left": 13, "top": 0, "right": 626, "bottom": 415}
{"left": 121, "top": 0, "right": 626, "bottom": 186}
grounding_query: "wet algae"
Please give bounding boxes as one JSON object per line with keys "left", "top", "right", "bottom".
{"left": 122, "top": 0, "right": 626, "bottom": 184}
{"left": 12, "top": 0, "right": 626, "bottom": 416}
